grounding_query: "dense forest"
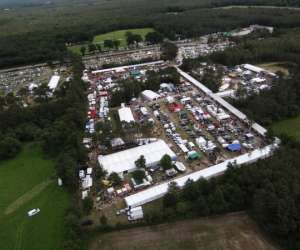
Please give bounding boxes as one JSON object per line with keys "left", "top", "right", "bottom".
{"left": 1, "top": 2, "right": 300, "bottom": 68}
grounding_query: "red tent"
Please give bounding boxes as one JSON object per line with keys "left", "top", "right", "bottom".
{"left": 168, "top": 103, "right": 183, "bottom": 112}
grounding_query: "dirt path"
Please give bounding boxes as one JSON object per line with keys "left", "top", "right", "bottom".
{"left": 4, "top": 179, "right": 52, "bottom": 215}
{"left": 89, "top": 212, "right": 280, "bottom": 250}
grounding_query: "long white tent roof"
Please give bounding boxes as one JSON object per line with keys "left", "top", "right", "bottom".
{"left": 125, "top": 144, "right": 277, "bottom": 207}
{"left": 243, "top": 64, "right": 264, "bottom": 73}
{"left": 98, "top": 139, "right": 176, "bottom": 175}
{"left": 48, "top": 75, "right": 60, "bottom": 90}
{"left": 142, "top": 90, "right": 160, "bottom": 100}
{"left": 176, "top": 67, "right": 267, "bottom": 136}
{"left": 92, "top": 61, "right": 164, "bottom": 74}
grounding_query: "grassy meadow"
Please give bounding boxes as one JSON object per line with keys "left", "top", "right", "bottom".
{"left": 271, "top": 116, "right": 300, "bottom": 141}
{"left": 69, "top": 27, "right": 154, "bottom": 54}
{"left": 0, "top": 144, "right": 69, "bottom": 250}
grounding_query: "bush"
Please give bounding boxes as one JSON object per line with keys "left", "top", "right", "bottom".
{"left": 82, "top": 197, "right": 93, "bottom": 215}
{"left": 132, "top": 170, "right": 146, "bottom": 182}
{"left": 0, "top": 136, "right": 21, "bottom": 160}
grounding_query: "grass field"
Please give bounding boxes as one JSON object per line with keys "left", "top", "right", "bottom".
{"left": 89, "top": 212, "right": 280, "bottom": 250}
{"left": 69, "top": 27, "right": 154, "bottom": 54}
{"left": 271, "top": 116, "right": 300, "bottom": 141}
{"left": 257, "top": 62, "right": 292, "bottom": 76}
{"left": 0, "top": 144, "right": 69, "bottom": 250}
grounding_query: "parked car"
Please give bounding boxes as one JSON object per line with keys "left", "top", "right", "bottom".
{"left": 27, "top": 208, "right": 40, "bottom": 217}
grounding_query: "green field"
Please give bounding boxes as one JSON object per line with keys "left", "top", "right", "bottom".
{"left": 69, "top": 27, "right": 154, "bottom": 54}
{"left": 271, "top": 116, "right": 300, "bottom": 141}
{"left": 0, "top": 144, "right": 69, "bottom": 250}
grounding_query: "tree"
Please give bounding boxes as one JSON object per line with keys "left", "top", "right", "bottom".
{"left": 100, "top": 215, "right": 108, "bottom": 225}
{"left": 200, "top": 67, "right": 223, "bottom": 93}
{"left": 56, "top": 153, "right": 78, "bottom": 192}
{"left": 133, "top": 34, "right": 143, "bottom": 44}
{"left": 95, "top": 165, "right": 107, "bottom": 180}
{"left": 182, "top": 179, "right": 200, "bottom": 201}
{"left": 15, "top": 123, "right": 40, "bottom": 141}
{"left": 132, "top": 169, "right": 146, "bottom": 182}
{"left": 82, "top": 197, "right": 93, "bottom": 215}
{"left": 113, "top": 40, "right": 121, "bottom": 50}
{"left": 145, "top": 32, "right": 164, "bottom": 44}
{"left": 104, "top": 39, "right": 114, "bottom": 49}
{"left": 163, "top": 182, "right": 180, "bottom": 208}
{"left": 126, "top": 32, "right": 135, "bottom": 46}
{"left": 195, "top": 196, "right": 210, "bottom": 216}
{"left": 135, "top": 155, "right": 146, "bottom": 169}
{"left": 108, "top": 172, "right": 122, "bottom": 186}
{"left": 0, "top": 136, "right": 21, "bottom": 160}
{"left": 126, "top": 32, "right": 143, "bottom": 47}
{"left": 161, "top": 42, "right": 178, "bottom": 61}
{"left": 88, "top": 43, "right": 96, "bottom": 53}
{"left": 160, "top": 154, "right": 173, "bottom": 170}
{"left": 96, "top": 44, "right": 102, "bottom": 53}
{"left": 80, "top": 46, "right": 86, "bottom": 56}
{"left": 208, "top": 188, "right": 228, "bottom": 214}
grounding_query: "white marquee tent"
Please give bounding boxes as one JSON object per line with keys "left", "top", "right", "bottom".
{"left": 98, "top": 139, "right": 177, "bottom": 177}
{"left": 48, "top": 75, "right": 60, "bottom": 91}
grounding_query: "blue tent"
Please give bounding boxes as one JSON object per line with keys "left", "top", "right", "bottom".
{"left": 227, "top": 143, "right": 241, "bottom": 152}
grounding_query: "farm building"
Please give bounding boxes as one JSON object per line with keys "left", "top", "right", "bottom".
{"left": 118, "top": 104, "right": 135, "bottom": 123}
{"left": 141, "top": 90, "right": 160, "bottom": 101}
{"left": 98, "top": 139, "right": 177, "bottom": 177}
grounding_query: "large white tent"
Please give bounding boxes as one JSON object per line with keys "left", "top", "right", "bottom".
{"left": 118, "top": 105, "right": 135, "bottom": 123}
{"left": 142, "top": 90, "right": 160, "bottom": 101}
{"left": 48, "top": 75, "right": 60, "bottom": 91}
{"left": 125, "top": 143, "right": 277, "bottom": 207}
{"left": 98, "top": 139, "right": 177, "bottom": 177}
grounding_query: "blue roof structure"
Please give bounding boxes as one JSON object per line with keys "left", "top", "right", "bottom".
{"left": 227, "top": 143, "right": 241, "bottom": 152}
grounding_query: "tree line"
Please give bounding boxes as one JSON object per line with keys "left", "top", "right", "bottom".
{"left": 1, "top": 6, "right": 300, "bottom": 68}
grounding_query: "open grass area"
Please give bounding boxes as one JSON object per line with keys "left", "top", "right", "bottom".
{"left": 69, "top": 28, "right": 154, "bottom": 54}
{"left": 271, "top": 116, "right": 300, "bottom": 141}
{"left": 257, "top": 62, "right": 292, "bottom": 76}
{"left": 0, "top": 144, "right": 69, "bottom": 250}
{"left": 89, "top": 212, "right": 280, "bottom": 250}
